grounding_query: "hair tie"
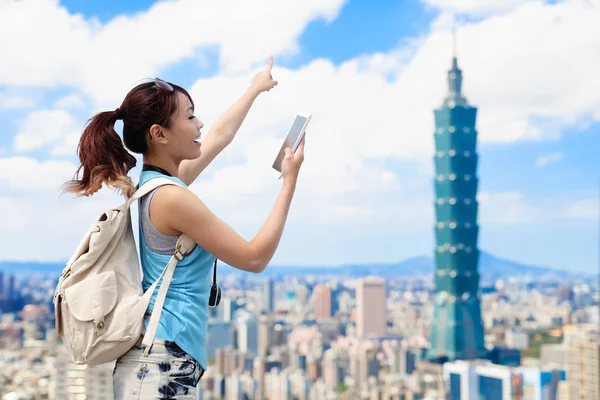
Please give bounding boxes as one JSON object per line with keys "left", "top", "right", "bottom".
{"left": 114, "top": 107, "right": 124, "bottom": 120}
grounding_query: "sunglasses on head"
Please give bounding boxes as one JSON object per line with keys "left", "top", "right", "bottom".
{"left": 154, "top": 78, "right": 174, "bottom": 93}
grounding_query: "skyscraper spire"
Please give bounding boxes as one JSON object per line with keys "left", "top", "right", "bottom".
{"left": 452, "top": 26, "right": 457, "bottom": 59}
{"left": 443, "top": 27, "right": 467, "bottom": 108}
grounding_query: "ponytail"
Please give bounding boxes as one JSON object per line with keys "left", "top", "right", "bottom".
{"left": 61, "top": 109, "right": 137, "bottom": 198}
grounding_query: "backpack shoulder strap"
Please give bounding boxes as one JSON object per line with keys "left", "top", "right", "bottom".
{"left": 140, "top": 234, "right": 195, "bottom": 355}
{"left": 126, "top": 177, "right": 183, "bottom": 209}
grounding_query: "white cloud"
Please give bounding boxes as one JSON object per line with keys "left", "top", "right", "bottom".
{"left": 477, "top": 191, "right": 545, "bottom": 224}
{"left": 0, "top": 190, "right": 126, "bottom": 262}
{"left": 536, "top": 152, "right": 563, "bottom": 167}
{"left": 0, "top": 95, "right": 35, "bottom": 109}
{"left": 54, "top": 94, "right": 85, "bottom": 110}
{"left": 0, "top": 0, "right": 347, "bottom": 106}
{"left": 12, "top": 109, "right": 81, "bottom": 154}
{"left": 423, "top": 0, "right": 540, "bottom": 17}
{"left": 478, "top": 191, "right": 600, "bottom": 224}
{"left": 0, "top": 157, "right": 77, "bottom": 191}
{"left": 563, "top": 199, "right": 599, "bottom": 219}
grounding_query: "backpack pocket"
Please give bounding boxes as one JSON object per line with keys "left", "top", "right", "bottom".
{"left": 64, "top": 270, "right": 118, "bottom": 345}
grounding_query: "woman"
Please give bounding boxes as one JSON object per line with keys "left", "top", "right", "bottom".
{"left": 61, "top": 57, "right": 305, "bottom": 399}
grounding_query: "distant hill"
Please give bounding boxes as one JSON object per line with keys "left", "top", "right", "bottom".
{"left": 0, "top": 251, "right": 585, "bottom": 280}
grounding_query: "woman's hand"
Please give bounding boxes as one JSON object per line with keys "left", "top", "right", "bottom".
{"left": 250, "top": 56, "right": 278, "bottom": 94}
{"left": 281, "top": 135, "right": 305, "bottom": 183}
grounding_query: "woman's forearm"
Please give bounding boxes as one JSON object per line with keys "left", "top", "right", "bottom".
{"left": 210, "top": 87, "right": 261, "bottom": 143}
{"left": 249, "top": 178, "right": 298, "bottom": 270}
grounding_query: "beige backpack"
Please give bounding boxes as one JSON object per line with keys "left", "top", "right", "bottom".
{"left": 53, "top": 177, "right": 195, "bottom": 365}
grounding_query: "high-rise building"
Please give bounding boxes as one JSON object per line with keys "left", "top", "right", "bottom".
{"left": 237, "top": 311, "right": 259, "bottom": 354}
{"left": 565, "top": 332, "right": 600, "bottom": 400}
{"left": 427, "top": 50, "right": 487, "bottom": 362}
{"left": 8, "top": 274, "right": 15, "bottom": 299}
{"left": 219, "top": 297, "right": 238, "bottom": 322}
{"left": 443, "top": 360, "right": 524, "bottom": 400}
{"left": 312, "top": 284, "right": 332, "bottom": 320}
{"left": 51, "top": 348, "right": 114, "bottom": 400}
{"left": 356, "top": 276, "right": 387, "bottom": 338}
{"left": 521, "top": 367, "right": 566, "bottom": 400}
{"left": 258, "top": 314, "right": 272, "bottom": 356}
{"left": 263, "top": 279, "right": 275, "bottom": 313}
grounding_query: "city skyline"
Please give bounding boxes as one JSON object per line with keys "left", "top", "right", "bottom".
{"left": 0, "top": 0, "right": 598, "bottom": 274}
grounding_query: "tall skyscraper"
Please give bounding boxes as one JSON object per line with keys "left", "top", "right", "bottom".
{"left": 312, "top": 284, "right": 332, "bottom": 320}
{"left": 263, "top": 278, "right": 274, "bottom": 314}
{"left": 356, "top": 277, "right": 387, "bottom": 338}
{"left": 8, "top": 274, "right": 15, "bottom": 299}
{"left": 427, "top": 51, "right": 487, "bottom": 362}
{"left": 236, "top": 311, "right": 259, "bottom": 354}
{"left": 258, "top": 314, "right": 272, "bottom": 356}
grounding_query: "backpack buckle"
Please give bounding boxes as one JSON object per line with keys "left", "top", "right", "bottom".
{"left": 174, "top": 245, "right": 184, "bottom": 261}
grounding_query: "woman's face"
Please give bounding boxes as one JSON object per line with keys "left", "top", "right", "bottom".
{"left": 164, "top": 91, "right": 204, "bottom": 161}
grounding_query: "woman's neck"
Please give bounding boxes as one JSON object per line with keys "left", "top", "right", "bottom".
{"left": 142, "top": 153, "right": 180, "bottom": 178}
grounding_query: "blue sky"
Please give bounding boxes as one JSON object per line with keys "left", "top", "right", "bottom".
{"left": 0, "top": 0, "right": 598, "bottom": 273}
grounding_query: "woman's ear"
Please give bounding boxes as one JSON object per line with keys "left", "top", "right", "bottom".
{"left": 149, "top": 124, "right": 167, "bottom": 144}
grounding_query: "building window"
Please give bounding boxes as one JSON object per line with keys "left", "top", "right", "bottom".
{"left": 449, "top": 222, "right": 457, "bottom": 229}
{"left": 449, "top": 149, "right": 456, "bottom": 157}
{"left": 450, "top": 246, "right": 456, "bottom": 253}
{"left": 437, "top": 270, "right": 446, "bottom": 276}
{"left": 478, "top": 376, "right": 503, "bottom": 400}
{"left": 437, "top": 198, "right": 445, "bottom": 205}
{"left": 465, "top": 247, "right": 472, "bottom": 253}
{"left": 457, "top": 243, "right": 464, "bottom": 250}
{"left": 448, "top": 126, "right": 456, "bottom": 133}
{"left": 465, "top": 222, "right": 472, "bottom": 229}
{"left": 450, "top": 373, "right": 461, "bottom": 399}
{"left": 464, "top": 151, "right": 471, "bottom": 157}
{"left": 437, "top": 222, "right": 445, "bottom": 229}
{"left": 463, "top": 127, "right": 471, "bottom": 133}
{"left": 464, "top": 198, "right": 471, "bottom": 205}
{"left": 437, "top": 175, "right": 444, "bottom": 182}
{"left": 449, "top": 174, "right": 456, "bottom": 181}
{"left": 450, "top": 270, "right": 457, "bottom": 277}
{"left": 464, "top": 174, "right": 471, "bottom": 181}
{"left": 449, "top": 198, "right": 456, "bottom": 205}
{"left": 437, "top": 151, "right": 444, "bottom": 158}
{"left": 437, "top": 128, "right": 444, "bottom": 134}
{"left": 465, "top": 271, "right": 472, "bottom": 277}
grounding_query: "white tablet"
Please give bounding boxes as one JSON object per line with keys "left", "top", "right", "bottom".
{"left": 272, "top": 111, "right": 311, "bottom": 174}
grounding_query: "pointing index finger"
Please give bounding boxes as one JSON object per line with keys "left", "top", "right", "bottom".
{"left": 267, "top": 55, "right": 274, "bottom": 71}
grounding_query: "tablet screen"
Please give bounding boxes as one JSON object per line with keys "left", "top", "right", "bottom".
{"left": 272, "top": 114, "right": 309, "bottom": 173}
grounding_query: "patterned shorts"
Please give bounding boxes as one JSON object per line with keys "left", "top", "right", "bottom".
{"left": 113, "top": 338, "right": 205, "bottom": 400}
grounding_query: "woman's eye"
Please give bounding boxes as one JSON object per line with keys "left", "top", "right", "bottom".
{"left": 189, "top": 115, "right": 196, "bottom": 120}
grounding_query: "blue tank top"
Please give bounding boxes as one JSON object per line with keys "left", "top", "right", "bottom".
{"left": 138, "top": 170, "right": 214, "bottom": 369}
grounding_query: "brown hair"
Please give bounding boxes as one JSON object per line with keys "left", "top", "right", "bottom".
{"left": 61, "top": 80, "right": 194, "bottom": 198}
